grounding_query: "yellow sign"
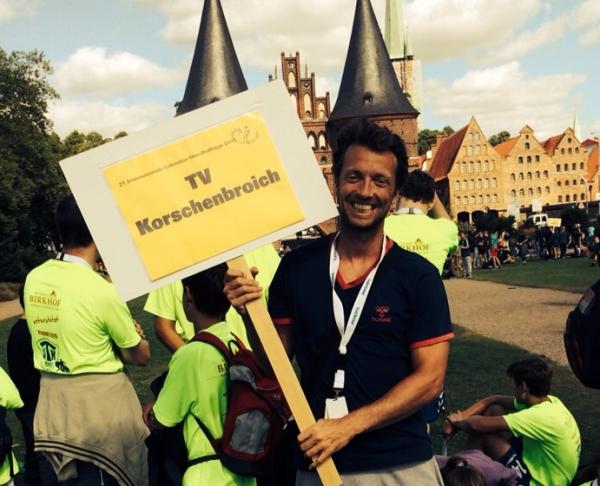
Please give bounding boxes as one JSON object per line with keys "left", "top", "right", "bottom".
{"left": 104, "top": 111, "right": 304, "bottom": 280}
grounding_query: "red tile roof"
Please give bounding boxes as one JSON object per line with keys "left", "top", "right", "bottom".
{"left": 542, "top": 134, "right": 563, "bottom": 154}
{"left": 408, "top": 155, "right": 427, "bottom": 169}
{"left": 428, "top": 125, "right": 468, "bottom": 181}
{"left": 588, "top": 146, "right": 599, "bottom": 181}
{"left": 582, "top": 138, "right": 599, "bottom": 149}
{"left": 494, "top": 136, "right": 519, "bottom": 158}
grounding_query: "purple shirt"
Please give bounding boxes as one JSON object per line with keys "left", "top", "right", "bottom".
{"left": 436, "top": 449, "right": 517, "bottom": 486}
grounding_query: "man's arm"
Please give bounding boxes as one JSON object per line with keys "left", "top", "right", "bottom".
{"left": 449, "top": 415, "right": 510, "bottom": 434}
{"left": 154, "top": 317, "right": 185, "bottom": 353}
{"left": 298, "top": 340, "right": 450, "bottom": 468}
{"left": 118, "top": 338, "right": 150, "bottom": 366}
{"left": 442, "top": 394, "right": 514, "bottom": 437}
{"left": 429, "top": 193, "right": 451, "bottom": 220}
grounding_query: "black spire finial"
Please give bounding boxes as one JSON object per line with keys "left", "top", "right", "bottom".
{"left": 329, "top": 0, "right": 417, "bottom": 124}
{"left": 176, "top": 0, "right": 247, "bottom": 115}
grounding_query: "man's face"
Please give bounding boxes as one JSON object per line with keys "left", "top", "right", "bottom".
{"left": 336, "top": 144, "right": 397, "bottom": 232}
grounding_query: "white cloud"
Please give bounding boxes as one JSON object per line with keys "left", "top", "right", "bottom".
{"left": 424, "top": 62, "right": 586, "bottom": 140}
{"left": 135, "top": 0, "right": 544, "bottom": 73}
{"left": 54, "top": 47, "right": 184, "bottom": 97}
{"left": 0, "top": 0, "right": 39, "bottom": 22}
{"left": 48, "top": 99, "right": 173, "bottom": 138}
{"left": 483, "top": 16, "right": 566, "bottom": 64}
{"left": 571, "top": 0, "right": 600, "bottom": 46}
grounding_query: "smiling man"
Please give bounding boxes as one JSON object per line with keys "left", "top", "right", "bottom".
{"left": 225, "top": 119, "right": 453, "bottom": 485}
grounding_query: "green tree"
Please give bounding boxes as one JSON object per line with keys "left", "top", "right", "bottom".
{"left": 62, "top": 130, "right": 111, "bottom": 157}
{"left": 0, "top": 49, "right": 68, "bottom": 282}
{"left": 559, "top": 207, "right": 588, "bottom": 230}
{"left": 418, "top": 126, "right": 455, "bottom": 155}
{"left": 488, "top": 130, "right": 511, "bottom": 146}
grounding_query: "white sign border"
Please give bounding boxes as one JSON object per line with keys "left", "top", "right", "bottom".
{"left": 60, "top": 80, "right": 338, "bottom": 301}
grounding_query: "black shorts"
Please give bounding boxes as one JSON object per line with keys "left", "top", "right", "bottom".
{"left": 498, "top": 437, "right": 532, "bottom": 486}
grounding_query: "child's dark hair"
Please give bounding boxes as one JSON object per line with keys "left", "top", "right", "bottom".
{"left": 55, "top": 194, "right": 93, "bottom": 248}
{"left": 182, "top": 263, "right": 230, "bottom": 319}
{"left": 506, "top": 356, "right": 552, "bottom": 397}
{"left": 399, "top": 169, "right": 435, "bottom": 203}
{"left": 441, "top": 456, "right": 487, "bottom": 486}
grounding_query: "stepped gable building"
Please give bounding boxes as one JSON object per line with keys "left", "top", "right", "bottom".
{"left": 541, "top": 127, "right": 589, "bottom": 205}
{"left": 269, "top": 52, "right": 332, "bottom": 166}
{"left": 327, "top": 0, "right": 419, "bottom": 156}
{"left": 587, "top": 143, "right": 599, "bottom": 201}
{"left": 494, "top": 125, "right": 555, "bottom": 209}
{"left": 384, "top": 0, "right": 423, "bottom": 130}
{"left": 176, "top": 0, "right": 247, "bottom": 115}
{"left": 428, "top": 117, "right": 505, "bottom": 220}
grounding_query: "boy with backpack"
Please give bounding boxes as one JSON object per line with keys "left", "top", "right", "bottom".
{"left": 144, "top": 264, "right": 288, "bottom": 486}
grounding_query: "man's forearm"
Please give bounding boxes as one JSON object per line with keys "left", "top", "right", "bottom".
{"left": 340, "top": 367, "right": 443, "bottom": 437}
{"left": 461, "top": 395, "right": 514, "bottom": 417}
{"left": 429, "top": 193, "right": 451, "bottom": 220}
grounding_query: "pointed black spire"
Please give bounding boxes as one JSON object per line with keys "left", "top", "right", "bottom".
{"left": 329, "top": 0, "right": 417, "bottom": 124}
{"left": 176, "top": 0, "right": 247, "bottom": 115}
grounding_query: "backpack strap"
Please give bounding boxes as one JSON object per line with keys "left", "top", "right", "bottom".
{"left": 187, "top": 414, "right": 220, "bottom": 468}
{"left": 191, "top": 331, "right": 234, "bottom": 360}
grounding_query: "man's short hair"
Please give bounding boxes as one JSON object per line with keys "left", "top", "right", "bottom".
{"left": 399, "top": 169, "right": 435, "bottom": 203}
{"left": 507, "top": 356, "right": 552, "bottom": 396}
{"left": 332, "top": 118, "right": 408, "bottom": 189}
{"left": 182, "top": 263, "right": 230, "bottom": 319}
{"left": 55, "top": 195, "right": 93, "bottom": 248}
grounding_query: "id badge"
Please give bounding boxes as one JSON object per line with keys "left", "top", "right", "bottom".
{"left": 325, "top": 396, "right": 349, "bottom": 419}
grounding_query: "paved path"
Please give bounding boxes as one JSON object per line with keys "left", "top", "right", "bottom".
{"left": 444, "top": 278, "right": 579, "bottom": 366}
{"left": 0, "top": 299, "right": 21, "bottom": 321}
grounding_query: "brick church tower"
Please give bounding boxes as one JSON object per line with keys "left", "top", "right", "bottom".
{"left": 327, "top": 0, "right": 419, "bottom": 156}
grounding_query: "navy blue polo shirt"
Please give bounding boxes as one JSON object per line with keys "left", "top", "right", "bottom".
{"left": 268, "top": 236, "right": 453, "bottom": 473}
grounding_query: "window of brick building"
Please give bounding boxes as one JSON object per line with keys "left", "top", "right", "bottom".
{"left": 564, "top": 163, "right": 568, "bottom": 171}
{"left": 492, "top": 194, "right": 498, "bottom": 202}
{"left": 543, "top": 170, "right": 548, "bottom": 178}
{"left": 558, "top": 180, "right": 562, "bottom": 186}
{"left": 556, "top": 164, "right": 561, "bottom": 172}
{"left": 518, "top": 157, "right": 523, "bottom": 164}
{"left": 483, "top": 160, "right": 489, "bottom": 171}
{"left": 525, "top": 143, "right": 530, "bottom": 150}
{"left": 491, "top": 178, "right": 497, "bottom": 188}
{"left": 535, "top": 171, "right": 540, "bottom": 179}
{"left": 581, "top": 193, "right": 585, "bottom": 200}
{"left": 535, "top": 155, "right": 540, "bottom": 162}
{"left": 511, "top": 189, "right": 516, "bottom": 197}
{"left": 454, "top": 180, "right": 460, "bottom": 190}
{"left": 477, "top": 179, "right": 482, "bottom": 189}
{"left": 536, "top": 187, "right": 541, "bottom": 195}
{"left": 558, "top": 195, "right": 562, "bottom": 202}
{"left": 511, "top": 174, "right": 516, "bottom": 182}
{"left": 580, "top": 162, "right": 584, "bottom": 170}
{"left": 545, "top": 187, "right": 550, "bottom": 194}
{"left": 469, "top": 161, "right": 474, "bottom": 172}
{"left": 527, "top": 172, "right": 532, "bottom": 180}
{"left": 475, "top": 161, "right": 481, "bottom": 171}
{"left": 478, "top": 195, "right": 483, "bottom": 204}
{"left": 519, "top": 188, "right": 525, "bottom": 196}
{"left": 519, "top": 173, "right": 524, "bottom": 180}
{"left": 565, "top": 180, "right": 570, "bottom": 186}
{"left": 484, "top": 179, "right": 489, "bottom": 188}
{"left": 528, "top": 188, "right": 533, "bottom": 196}
{"left": 527, "top": 156, "right": 532, "bottom": 163}
{"left": 566, "top": 195, "right": 570, "bottom": 202}
{"left": 572, "top": 163, "right": 576, "bottom": 170}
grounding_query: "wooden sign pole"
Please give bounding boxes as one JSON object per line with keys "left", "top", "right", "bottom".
{"left": 228, "top": 256, "right": 342, "bottom": 486}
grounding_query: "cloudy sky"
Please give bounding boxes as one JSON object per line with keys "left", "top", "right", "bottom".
{"left": 1, "top": 0, "right": 599, "bottom": 142}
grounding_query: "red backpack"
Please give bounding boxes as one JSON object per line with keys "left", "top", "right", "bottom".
{"left": 187, "top": 331, "right": 292, "bottom": 477}
{"left": 564, "top": 279, "right": 600, "bottom": 389}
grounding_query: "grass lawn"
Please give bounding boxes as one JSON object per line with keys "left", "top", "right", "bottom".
{"left": 1, "top": 298, "right": 599, "bottom": 480}
{"left": 472, "top": 256, "right": 600, "bottom": 293}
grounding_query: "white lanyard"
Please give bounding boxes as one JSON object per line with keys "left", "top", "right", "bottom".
{"left": 329, "top": 234, "right": 388, "bottom": 392}
{"left": 395, "top": 207, "right": 424, "bottom": 215}
{"left": 57, "top": 252, "right": 92, "bottom": 269}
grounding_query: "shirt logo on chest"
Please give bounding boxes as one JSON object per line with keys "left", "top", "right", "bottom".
{"left": 371, "top": 305, "right": 392, "bottom": 323}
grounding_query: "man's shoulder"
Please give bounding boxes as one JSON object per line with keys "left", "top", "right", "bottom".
{"left": 280, "top": 236, "right": 330, "bottom": 268}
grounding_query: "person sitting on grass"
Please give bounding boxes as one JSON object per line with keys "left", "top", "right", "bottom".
{"left": 440, "top": 455, "right": 486, "bottom": 486}
{"left": 444, "top": 357, "right": 580, "bottom": 486}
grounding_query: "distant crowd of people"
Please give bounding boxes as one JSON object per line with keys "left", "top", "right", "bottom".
{"left": 0, "top": 120, "right": 595, "bottom": 486}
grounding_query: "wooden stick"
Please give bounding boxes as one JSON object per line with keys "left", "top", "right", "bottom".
{"left": 227, "top": 255, "right": 342, "bottom": 486}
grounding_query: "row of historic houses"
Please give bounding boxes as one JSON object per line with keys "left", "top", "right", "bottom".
{"left": 426, "top": 117, "right": 600, "bottom": 221}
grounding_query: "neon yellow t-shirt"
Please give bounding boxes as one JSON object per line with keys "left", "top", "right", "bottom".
{"left": 144, "top": 243, "right": 280, "bottom": 344}
{"left": 504, "top": 395, "right": 581, "bottom": 486}
{"left": 0, "top": 366, "right": 23, "bottom": 484}
{"left": 384, "top": 214, "right": 458, "bottom": 275}
{"left": 153, "top": 322, "right": 256, "bottom": 486}
{"left": 24, "top": 259, "right": 141, "bottom": 374}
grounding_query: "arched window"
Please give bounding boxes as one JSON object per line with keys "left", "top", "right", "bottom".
{"left": 519, "top": 173, "right": 524, "bottom": 180}
{"left": 469, "top": 180, "right": 474, "bottom": 190}
{"left": 454, "top": 180, "right": 460, "bottom": 190}
{"left": 288, "top": 71, "right": 296, "bottom": 88}
{"left": 580, "top": 162, "right": 585, "bottom": 170}
{"left": 568, "top": 148, "right": 572, "bottom": 154}
{"left": 535, "top": 171, "right": 540, "bottom": 179}
{"left": 527, "top": 188, "right": 533, "bottom": 196}
{"left": 318, "top": 132, "right": 327, "bottom": 150}
{"left": 543, "top": 170, "right": 548, "bottom": 178}
{"left": 573, "top": 179, "right": 577, "bottom": 185}
{"left": 535, "top": 155, "right": 540, "bottom": 162}
{"left": 476, "top": 179, "right": 481, "bottom": 189}
{"left": 485, "top": 195, "right": 490, "bottom": 203}
{"left": 581, "top": 193, "right": 586, "bottom": 200}
{"left": 317, "top": 103, "right": 326, "bottom": 118}
{"left": 483, "top": 160, "right": 489, "bottom": 171}
{"left": 557, "top": 180, "right": 562, "bottom": 187}
{"left": 492, "top": 194, "right": 498, "bottom": 203}
{"left": 566, "top": 195, "right": 570, "bottom": 202}
{"left": 484, "top": 179, "right": 489, "bottom": 188}
{"left": 456, "top": 196, "right": 462, "bottom": 206}
{"left": 525, "top": 143, "right": 530, "bottom": 150}
{"left": 475, "top": 145, "right": 481, "bottom": 155}
{"left": 469, "top": 161, "right": 474, "bottom": 172}
{"left": 290, "top": 94, "right": 297, "bottom": 108}
{"left": 320, "top": 156, "right": 328, "bottom": 164}
{"left": 461, "top": 180, "right": 467, "bottom": 190}
{"left": 518, "top": 157, "right": 523, "bottom": 164}
{"left": 556, "top": 164, "right": 561, "bottom": 172}
{"left": 307, "top": 132, "right": 316, "bottom": 149}
{"left": 460, "top": 162, "right": 466, "bottom": 173}
{"left": 470, "top": 195, "right": 476, "bottom": 204}
{"left": 475, "top": 132, "right": 480, "bottom": 141}
{"left": 303, "top": 93, "right": 312, "bottom": 116}
{"left": 510, "top": 189, "right": 516, "bottom": 197}
{"left": 467, "top": 146, "right": 473, "bottom": 156}
{"left": 536, "top": 187, "right": 541, "bottom": 195}
{"left": 545, "top": 187, "right": 550, "bottom": 194}
{"left": 510, "top": 173, "right": 516, "bottom": 182}
{"left": 527, "top": 156, "right": 532, "bottom": 163}
{"left": 573, "top": 194, "right": 578, "bottom": 201}
{"left": 561, "top": 148, "right": 565, "bottom": 154}
{"left": 478, "top": 195, "right": 483, "bottom": 204}
{"left": 565, "top": 180, "right": 570, "bottom": 186}
{"left": 527, "top": 172, "right": 532, "bottom": 180}
{"left": 572, "top": 163, "right": 576, "bottom": 170}
{"left": 475, "top": 161, "right": 481, "bottom": 171}
{"left": 558, "top": 195, "right": 563, "bottom": 202}
{"left": 564, "top": 163, "right": 568, "bottom": 171}
{"left": 519, "top": 189, "right": 525, "bottom": 196}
